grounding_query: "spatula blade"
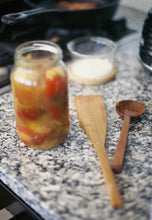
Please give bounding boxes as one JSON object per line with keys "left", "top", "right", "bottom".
{"left": 75, "top": 95, "right": 122, "bottom": 208}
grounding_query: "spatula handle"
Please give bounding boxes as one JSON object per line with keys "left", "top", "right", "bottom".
{"left": 111, "top": 115, "right": 130, "bottom": 173}
{"left": 96, "top": 146, "right": 123, "bottom": 208}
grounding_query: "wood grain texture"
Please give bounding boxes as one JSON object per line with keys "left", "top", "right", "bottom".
{"left": 111, "top": 100, "right": 144, "bottom": 173}
{"left": 111, "top": 115, "right": 130, "bottom": 173}
{"left": 75, "top": 95, "right": 122, "bottom": 208}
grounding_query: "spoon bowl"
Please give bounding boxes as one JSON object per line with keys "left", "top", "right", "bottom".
{"left": 115, "top": 100, "right": 145, "bottom": 117}
{"left": 111, "top": 100, "right": 144, "bottom": 173}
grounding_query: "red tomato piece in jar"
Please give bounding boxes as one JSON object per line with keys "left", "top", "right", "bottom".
{"left": 32, "top": 132, "right": 50, "bottom": 145}
{"left": 48, "top": 105, "right": 61, "bottom": 120}
{"left": 16, "top": 123, "right": 51, "bottom": 147}
{"left": 17, "top": 108, "right": 40, "bottom": 120}
{"left": 16, "top": 124, "right": 33, "bottom": 146}
{"left": 45, "top": 67, "right": 67, "bottom": 98}
{"left": 17, "top": 123, "right": 34, "bottom": 137}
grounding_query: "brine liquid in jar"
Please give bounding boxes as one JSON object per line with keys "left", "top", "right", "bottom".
{"left": 11, "top": 41, "right": 69, "bottom": 150}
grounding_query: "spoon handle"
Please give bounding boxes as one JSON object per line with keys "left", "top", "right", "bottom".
{"left": 111, "top": 115, "right": 130, "bottom": 173}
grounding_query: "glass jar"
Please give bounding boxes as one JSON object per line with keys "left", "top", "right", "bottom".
{"left": 11, "top": 41, "right": 69, "bottom": 150}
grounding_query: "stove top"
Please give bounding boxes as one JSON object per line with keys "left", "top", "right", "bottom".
{"left": 0, "top": 1, "right": 135, "bottom": 93}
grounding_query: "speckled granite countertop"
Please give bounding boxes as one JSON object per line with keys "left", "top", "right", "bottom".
{"left": 0, "top": 6, "right": 152, "bottom": 220}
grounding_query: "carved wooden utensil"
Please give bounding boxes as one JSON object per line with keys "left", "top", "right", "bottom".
{"left": 111, "top": 100, "right": 144, "bottom": 173}
{"left": 75, "top": 95, "right": 122, "bottom": 208}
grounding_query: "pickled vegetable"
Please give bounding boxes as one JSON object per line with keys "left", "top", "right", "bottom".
{"left": 11, "top": 64, "right": 69, "bottom": 150}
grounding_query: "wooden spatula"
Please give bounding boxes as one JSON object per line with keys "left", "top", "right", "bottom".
{"left": 75, "top": 95, "right": 122, "bottom": 208}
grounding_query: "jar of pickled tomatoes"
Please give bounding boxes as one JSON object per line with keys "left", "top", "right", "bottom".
{"left": 11, "top": 41, "right": 69, "bottom": 150}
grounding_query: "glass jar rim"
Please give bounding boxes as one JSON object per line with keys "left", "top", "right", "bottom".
{"left": 15, "top": 40, "right": 63, "bottom": 61}
{"left": 67, "top": 36, "right": 116, "bottom": 59}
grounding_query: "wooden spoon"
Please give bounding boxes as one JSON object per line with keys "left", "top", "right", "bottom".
{"left": 75, "top": 95, "right": 122, "bottom": 208}
{"left": 111, "top": 100, "right": 144, "bottom": 173}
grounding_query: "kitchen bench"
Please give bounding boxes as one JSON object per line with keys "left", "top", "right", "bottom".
{"left": 0, "top": 5, "right": 152, "bottom": 220}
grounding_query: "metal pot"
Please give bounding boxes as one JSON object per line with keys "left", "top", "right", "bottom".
{"left": 139, "top": 7, "right": 152, "bottom": 72}
{"left": 1, "top": 0, "right": 120, "bottom": 28}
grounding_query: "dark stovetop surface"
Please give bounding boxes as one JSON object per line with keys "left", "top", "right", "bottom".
{"left": 0, "top": 0, "right": 135, "bottom": 89}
